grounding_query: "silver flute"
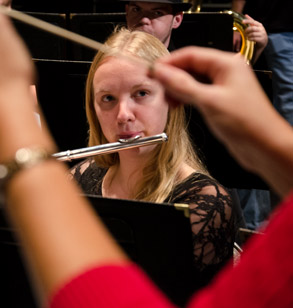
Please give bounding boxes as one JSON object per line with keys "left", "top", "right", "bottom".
{"left": 52, "top": 133, "right": 168, "bottom": 162}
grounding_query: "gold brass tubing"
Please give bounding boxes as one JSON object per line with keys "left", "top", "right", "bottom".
{"left": 185, "top": 0, "right": 203, "bottom": 13}
{"left": 222, "top": 10, "right": 255, "bottom": 64}
{"left": 183, "top": 5, "right": 255, "bottom": 64}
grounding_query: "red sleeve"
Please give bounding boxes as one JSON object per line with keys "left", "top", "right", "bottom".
{"left": 49, "top": 264, "right": 177, "bottom": 308}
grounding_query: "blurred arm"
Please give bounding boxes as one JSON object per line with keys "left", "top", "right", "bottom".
{"left": 0, "top": 14, "right": 128, "bottom": 306}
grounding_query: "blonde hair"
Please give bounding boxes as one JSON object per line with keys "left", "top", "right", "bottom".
{"left": 85, "top": 28, "right": 207, "bottom": 202}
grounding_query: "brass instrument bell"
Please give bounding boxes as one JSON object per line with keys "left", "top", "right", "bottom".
{"left": 184, "top": 1, "right": 255, "bottom": 64}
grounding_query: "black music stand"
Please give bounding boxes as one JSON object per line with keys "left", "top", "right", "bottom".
{"left": 0, "top": 196, "right": 197, "bottom": 307}
{"left": 12, "top": 0, "right": 97, "bottom": 13}
{"left": 68, "top": 12, "right": 127, "bottom": 61}
{"left": 86, "top": 195, "right": 197, "bottom": 305}
{"left": 186, "top": 105, "right": 269, "bottom": 190}
{"left": 172, "top": 12, "right": 233, "bottom": 51}
{"left": 34, "top": 59, "right": 91, "bottom": 155}
{"left": 12, "top": 12, "right": 68, "bottom": 60}
{"left": 68, "top": 12, "right": 233, "bottom": 61}
{"left": 0, "top": 208, "right": 38, "bottom": 308}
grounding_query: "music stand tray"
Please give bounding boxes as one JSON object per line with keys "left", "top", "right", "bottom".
{"left": 0, "top": 195, "right": 195, "bottom": 306}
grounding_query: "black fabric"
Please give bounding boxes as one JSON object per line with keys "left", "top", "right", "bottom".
{"left": 167, "top": 39, "right": 176, "bottom": 52}
{"left": 119, "top": 0, "right": 192, "bottom": 12}
{"left": 71, "top": 158, "right": 237, "bottom": 281}
{"left": 244, "top": 0, "right": 293, "bottom": 33}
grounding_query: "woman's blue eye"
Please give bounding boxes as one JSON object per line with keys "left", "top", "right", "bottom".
{"left": 102, "top": 95, "right": 114, "bottom": 102}
{"left": 136, "top": 90, "right": 148, "bottom": 97}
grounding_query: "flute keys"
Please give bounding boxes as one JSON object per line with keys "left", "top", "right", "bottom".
{"left": 118, "top": 135, "right": 141, "bottom": 143}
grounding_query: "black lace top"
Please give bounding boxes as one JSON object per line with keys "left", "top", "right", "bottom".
{"left": 71, "top": 158, "right": 236, "bottom": 288}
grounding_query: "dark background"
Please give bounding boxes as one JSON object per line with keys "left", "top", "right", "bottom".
{"left": 12, "top": 0, "right": 232, "bottom": 13}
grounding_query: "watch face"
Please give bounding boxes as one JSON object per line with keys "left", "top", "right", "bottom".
{"left": 0, "top": 147, "right": 51, "bottom": 208}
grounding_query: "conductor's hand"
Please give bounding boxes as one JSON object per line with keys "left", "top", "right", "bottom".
{"left": 149, "top": 46, "right": 286, "bottom": 174}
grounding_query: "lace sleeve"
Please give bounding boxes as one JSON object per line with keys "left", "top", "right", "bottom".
{"left": 189, "top": 183, "right": 234, "bottom": 270}
{"left": 70, "top": 159, "right": 92, "bottom": 181}
{"left": 169, "top": 174, "right": 235, "bottom": 273}
{"left": 69, "top": 159, "right": 106, "bottom": 196}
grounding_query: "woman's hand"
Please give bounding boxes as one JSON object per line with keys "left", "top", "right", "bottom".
{"left": 149, "top": 46, "right": 271, "bottom": 138}
{"left": 149, "top": 46, "right": 293, "bottom": 196}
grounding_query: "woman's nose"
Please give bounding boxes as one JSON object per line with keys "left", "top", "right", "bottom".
{"left": 117, "top": 101, "right": 135, "bottom": 124}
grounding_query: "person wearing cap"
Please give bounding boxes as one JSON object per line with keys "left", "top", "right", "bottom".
{"left": 120, "top": 0, "right": 191, "bottom": 49}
